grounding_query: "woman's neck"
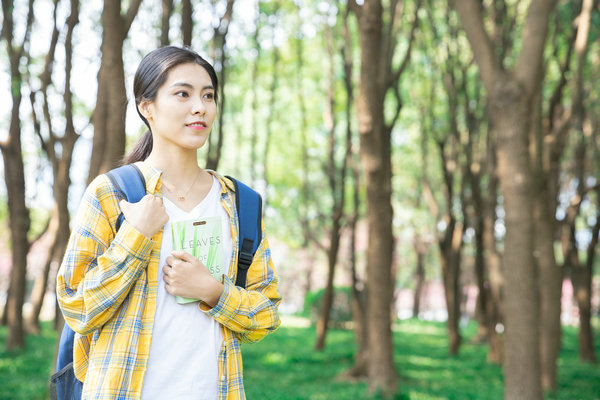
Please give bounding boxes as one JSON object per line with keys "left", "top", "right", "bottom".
{"left": 145, "top": 148, "right": 203, "bottom": 184}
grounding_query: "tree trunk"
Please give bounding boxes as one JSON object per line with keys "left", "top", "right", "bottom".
{"left": 533, "top": 186, "right": 562, "bottom": 390}
{"left": 412, "top": 235, "right": 426, "bottom": 318}
{"left": 353, "top": 1, "right": 397, "bottom": 394}
{"left": 348, "top": 151, "right": 367, "bottom": 378}
{"left": 26, "top": 208, "right": 59, "bottom": 334}
{"left": 181, "top": 0, "right": 193, "bottom": 47}
{"left": 315, "top": 23, "right": 351, "bottom": 350}
{"left": 573, "top": 193, "right": 600, "bottom": 363}
{"left": 206, "top": 0, "right": 235, "bottom": 171}
{"left": 340, "top": 5, "right": 367, "bottom": 375}
{"left": 27, "top": 0, "right": 79, "bottom": 335}
{"left": 1, "top": 0, "right": 35, "bottom": 351}
{"left": 160, "top": 0, "right": 174, "bottom": 46}
{"left": 439, "top": 219, "right": 464, "bottom": 355}
{"left": 250, "top": 13, "right": 261, "bottom": 185}
{"left": 455, "top": 1, "right": 556, "bottom": 396}
{"left": 492, "top": 84, "right": 541, "bottom": 399}
{"left": 572, "top": 263, "right": 597, "bottom": 363}
{"left": 3, "top": 141, "right": 31, "bottom": 350}
{"left": 88, "top": 0, "right": 142, "bottom": 182}
{"left": 482, "top": 132, "right": 503, "bottom": 364}
{"left": 261, "top": 19, "right": 279, "bottom": 191}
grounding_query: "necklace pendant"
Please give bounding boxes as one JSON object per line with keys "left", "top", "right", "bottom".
{"left": 177, "top": 196, "right": 185, "bottom": 202}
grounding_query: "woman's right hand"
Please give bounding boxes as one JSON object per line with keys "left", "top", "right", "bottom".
{"left": 119, "top": 194, "right": 169, "bottom": 239}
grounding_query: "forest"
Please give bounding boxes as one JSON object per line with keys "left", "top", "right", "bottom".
{"left": 1, "top": 0, "right": 599, "bottom": 399}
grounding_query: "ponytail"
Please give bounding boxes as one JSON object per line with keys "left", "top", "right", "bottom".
{"left": 122, "top": 130, "right": 153, "bottom": 165}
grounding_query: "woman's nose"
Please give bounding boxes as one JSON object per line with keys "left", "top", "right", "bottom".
{"left": 191, "top": 97, "right": 206, "bottom": 115}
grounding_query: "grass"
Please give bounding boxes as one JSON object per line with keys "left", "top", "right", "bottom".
{"left": 0, "top": 323, "right": 55, "bottom": 400}
{"left": 0, "top": 319, "right": 599, "bottom": 399}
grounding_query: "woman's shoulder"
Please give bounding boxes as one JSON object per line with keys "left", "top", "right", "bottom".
{"left": 77, "top": 173, "right": 123, "bottom": 224}
{"left": 85, "top": 173, "right": 120, "bottom": 202}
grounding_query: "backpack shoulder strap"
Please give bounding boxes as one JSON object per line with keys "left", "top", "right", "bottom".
{"left": 105, "top": 164, "right": 147, "bottom": 231}
{"left": 225, "top": 176, "right": 262, "bottom": 289}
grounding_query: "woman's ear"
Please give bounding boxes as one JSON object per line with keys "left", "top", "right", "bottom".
{"left": 138, "top": 100, "right": 152, "bottom": 120}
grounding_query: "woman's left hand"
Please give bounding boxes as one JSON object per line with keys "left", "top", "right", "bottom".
{"left": 163, "top": 250, "right": 224, "bottom": 307}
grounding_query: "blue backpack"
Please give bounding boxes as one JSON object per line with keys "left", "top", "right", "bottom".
{"left": 50, "top": 164, "right": 262, "bottom": 400}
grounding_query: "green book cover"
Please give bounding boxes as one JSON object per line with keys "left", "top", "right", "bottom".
{"left": 171, "top": 216, "right": 224, "bottom": 304}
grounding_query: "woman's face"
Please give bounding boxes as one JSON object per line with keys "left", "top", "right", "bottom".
{"left": 140, "top": 62, "right": 217, "bottom": 151}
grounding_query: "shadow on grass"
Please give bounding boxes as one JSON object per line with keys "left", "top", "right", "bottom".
{"left": 0, "top": 322, "right": 55, "bottom": 400}
{"left": 1, "top": 319, "right": 598, "bottom": 400}
{"left": 243, "top": 319, "right": 600, "bottom": 400}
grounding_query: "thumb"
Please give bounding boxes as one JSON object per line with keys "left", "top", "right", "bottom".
{"left": 119, "top": 199, "right": 130, "bottom": 212}
{"left": 171, "top": 250, "right": 196, "bottom": 263}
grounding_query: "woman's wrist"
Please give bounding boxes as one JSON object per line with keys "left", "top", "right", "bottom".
{"left": 202, "top": 279, "right": 224, "bottom": 308}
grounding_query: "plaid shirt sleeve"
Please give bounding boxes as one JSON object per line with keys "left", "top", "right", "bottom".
{"left": 56, "top": 174, "right": 154, "bottom": 336}
{"left": 201, "top": 217, "right": 281, "bottom": 345}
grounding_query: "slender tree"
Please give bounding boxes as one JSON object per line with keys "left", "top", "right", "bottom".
{"left": 0, "top": 0, "right": 35, "bottom": 350}
{"left": 315, "top": 16, "right": 352, "bottom": 350}
{"left": 423, "top": 7, "right": 470, "bottom": 355}
{"left": 262, "top": 0, "right": 280, "bottom": 191}
{"left": 340, "top": 3, "right": 367, "bottom": 375}
{"left": 181, "top": 0, "right": 193, "bottom": 46}
{"left": 554, "top": 0, "right": 597, "bottom": 364}
{"left": 161, "top": 0, "right": 174, "bottom": 46}
{"left": 205, "top": 0, "right": 235, "bottom": 170}
{"left": 455, "top": 0, "right": 557, "bottom": 397}
{"left": 87, "top": 0, "right": 143, "bottom": 182}
{"left": 349, "top": 0, "right": 421, "bottom": 395}
{"left": 250, "top": 6, "right": 261, "bottom": 185}
{"left": 27, "top": 0, "right": 80, "bottom": 333}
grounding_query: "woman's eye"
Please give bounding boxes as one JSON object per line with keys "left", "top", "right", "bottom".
{"left": 175, "top": 91, "right": 189, "bottom": 98}
{"left": 203, "top": 92, "right": 215, "bottom": 100}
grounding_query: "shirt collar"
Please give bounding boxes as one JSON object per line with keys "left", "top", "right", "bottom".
{"left": 134, "top": 161, "right": 163, "bottom": 195}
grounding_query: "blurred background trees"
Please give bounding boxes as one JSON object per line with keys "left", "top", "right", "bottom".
{"left": 1, "top": 0, "right": 599, "bottom": 398}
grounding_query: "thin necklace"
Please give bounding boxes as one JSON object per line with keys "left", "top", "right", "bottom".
{"left": 161, "top": 169, "right": 201, "bottom": 202}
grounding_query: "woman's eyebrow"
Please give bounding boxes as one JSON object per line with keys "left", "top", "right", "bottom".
{"left": 170, "top": 82, "right": 214, "bottom": 91}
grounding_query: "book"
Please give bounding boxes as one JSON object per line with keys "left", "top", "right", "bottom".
{"left": 171, "top": 216, "right": 224, "bottom": 304}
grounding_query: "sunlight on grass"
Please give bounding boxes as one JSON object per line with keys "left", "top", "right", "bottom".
{"left": 1, "top": 319, "right": 598, "bottom": 399}
{"left": 263, "top": 351, "right": 288, "bottom": 365}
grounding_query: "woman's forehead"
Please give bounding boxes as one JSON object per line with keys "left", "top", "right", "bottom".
{"left": 164, "top": 63, "right": 212, "bottom": 87}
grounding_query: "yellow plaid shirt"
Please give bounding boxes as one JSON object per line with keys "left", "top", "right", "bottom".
{"left": 57, "top": 162, "right": 281, "bottom": 399}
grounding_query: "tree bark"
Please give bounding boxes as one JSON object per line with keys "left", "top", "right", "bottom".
{"left": 341, "top": 5, "right": 367, "bottom": 375}
{"left": 261, "top": 5, "right": 279, "bottom": 192}
{"left": 315, "top": 23, "right": 352, "bottom": 350}
{"left": 352, "top": 0, "right": 395, "bottom": 394}
{"left": 572, "top": 199, "right": 599, "bottom": 363}
{"left": 494, "top": 82, "right": 542, "bottom": 399}
{"left": 181, "top": 0, "right": 193, "bottom": 47}
{"left": 27, "top": 0, "right": 79, "bottom": 334}
{"left": 88, "top": 0, "right": 142, "bottom": 183}
{"left": 412, "top": 234, "right": 426, "bottom": 318}
{"left": 482, "top": 127, "right": 503, "bottom": 364}
{"left": 160, "top": 0, "right": 174, "bottom": 46}
{"left": 455, "top": 0, "right": 557, "bottom": 398}
{"left": 1, "top": 0, "right": 35, "bottom": 351}
{"left": 438, "top": 216, "right": 464, "bottom": 355}
{"left": 315, "top": 26, "right": 339, "bottom": 351}
{"left": 350, "top": 0, "right": 420, "bottom": 393}
{"left": 206, "top": 0, "right": 235, "bottom": 171}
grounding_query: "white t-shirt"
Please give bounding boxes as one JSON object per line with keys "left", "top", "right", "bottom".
{"left": 141, "top": 177, "right": 232, "bottom": 399}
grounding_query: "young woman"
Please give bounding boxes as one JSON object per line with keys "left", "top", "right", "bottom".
{"left": 56, "top": 46, "right": 281, "bottom": 399}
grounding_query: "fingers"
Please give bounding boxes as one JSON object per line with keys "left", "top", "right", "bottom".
{"left": 170, "top": 250, "right": 196, "bottom": 263}
{"left": 119, "top": 193, "right": 168, "bottom": 238}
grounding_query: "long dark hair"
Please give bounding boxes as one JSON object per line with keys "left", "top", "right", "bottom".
{"left": 122, "top": 46, "right": 219, "bottom": 164}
